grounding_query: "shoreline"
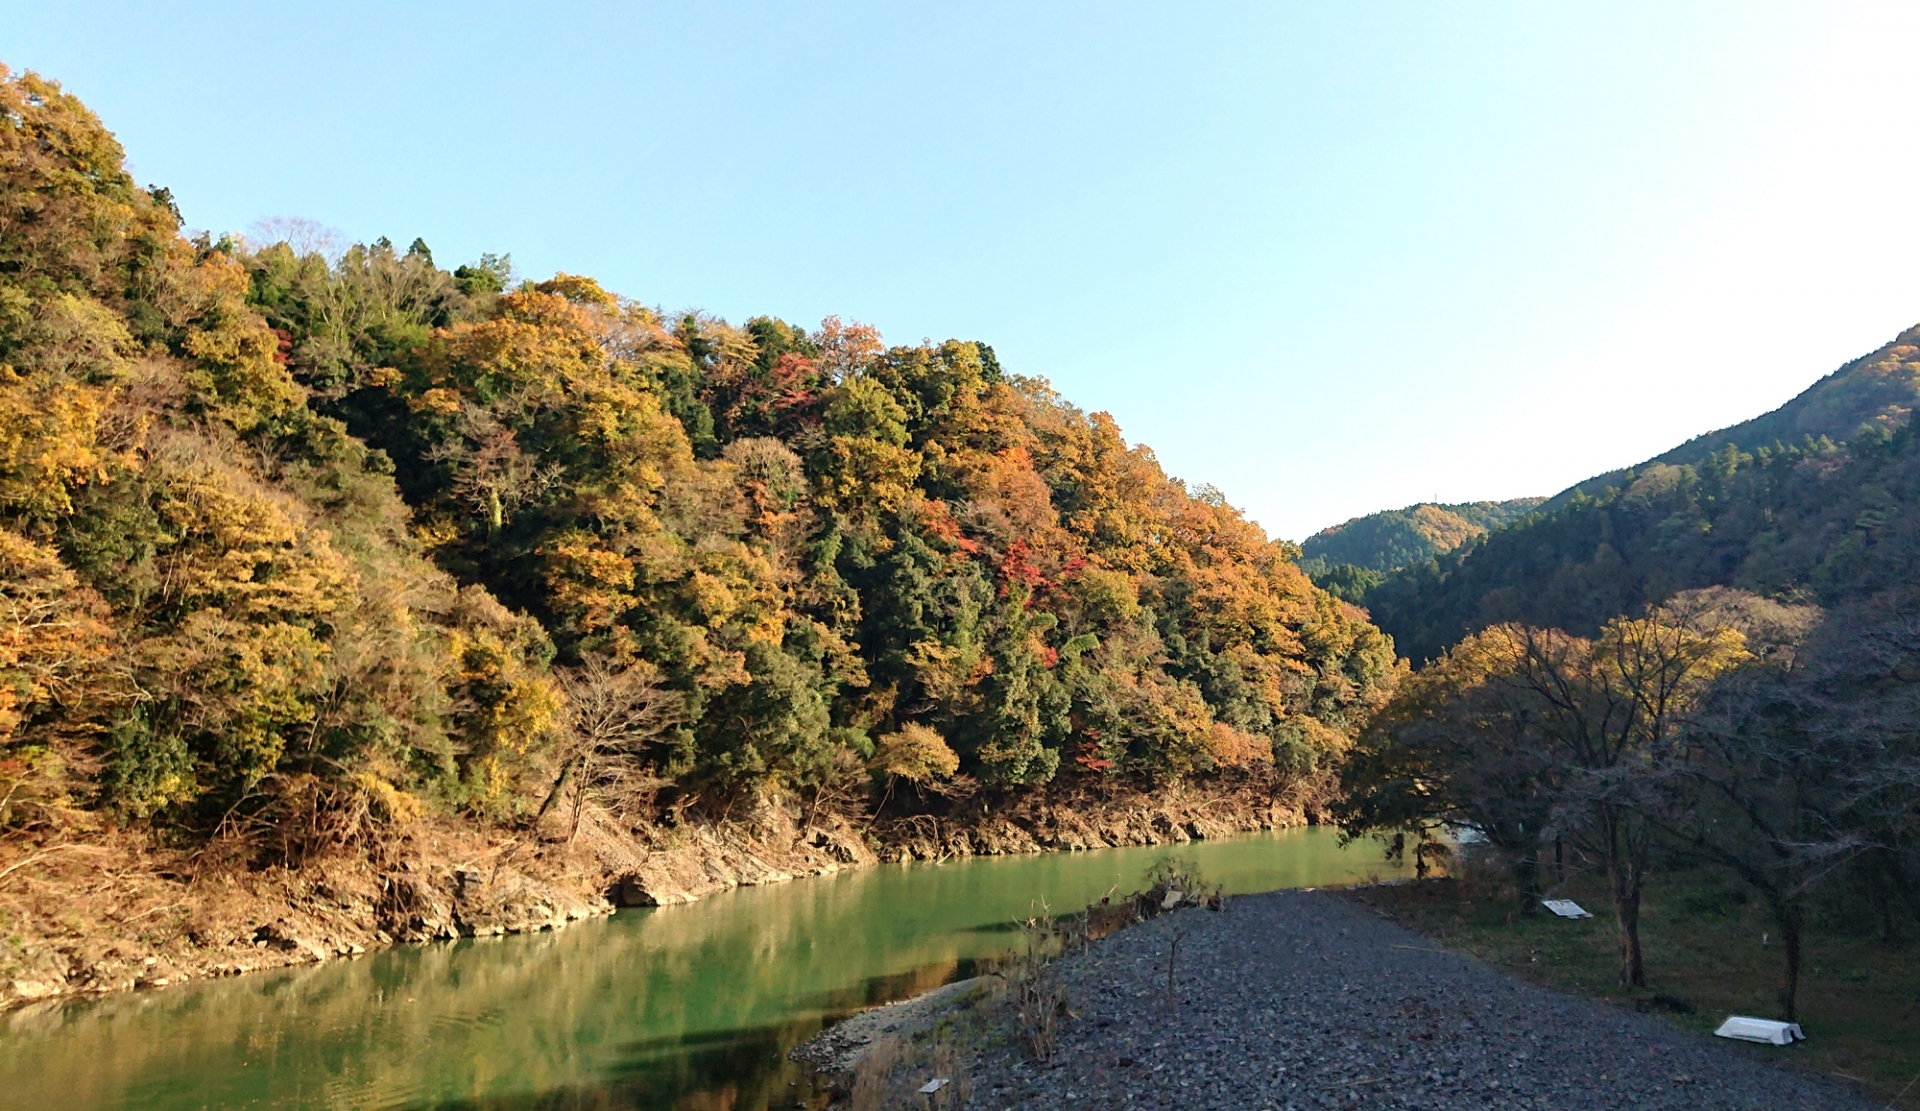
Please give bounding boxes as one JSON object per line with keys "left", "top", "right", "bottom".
{"left": 792, "top": 976, "right": 994, "bottom": 1076}
{"left": 0, "top": 776, "right": 1311, "bottom": 1013}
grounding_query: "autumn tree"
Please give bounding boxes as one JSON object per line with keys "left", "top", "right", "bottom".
{"left": 873, "top": 722, "right": 960, "bottom": 784}
{"left": 1673, "top": 588, "right": 1911, "bottom": 1020}
{"left": 1341, "top": 604, "right": 1746, "bottom": 985}
{"left": 0, "top": 61, "right": 1406, "bottom": 856}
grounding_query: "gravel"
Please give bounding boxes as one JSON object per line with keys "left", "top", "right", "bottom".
{"left": 962, "top": 889, "right": 1876, "bottom": 1111}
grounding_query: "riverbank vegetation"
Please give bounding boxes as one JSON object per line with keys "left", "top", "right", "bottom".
{"left": 0, "top": 62, "right": 1396, "bottom": 998}
{"left": 1338, "top": 581, "right": 1920, "bottom": 1023}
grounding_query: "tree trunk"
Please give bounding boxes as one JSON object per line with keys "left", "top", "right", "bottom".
{"left": 1514, "top": 854, "right": 1541, "bottom": 917}
{"left": 567, "top": 776, "right": 587, "bottom": 846}
{"left": 534, "top": 757, "right": 578, "bottom": 824}
{"left": 1610, "top": 865, "right": 1646, "bottom": 987}
{"left": 1779, "top": 905, "right": 1803, "bottom": 1022}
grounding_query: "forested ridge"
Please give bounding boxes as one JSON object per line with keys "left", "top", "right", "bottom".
{"left": 1360, "top": 399, "right": 1920, "bottom": 666}
{"left": 1327, "top": 326, "right": 1920, "bottom": 650}
{"left": 1300, "top": 497, "right": 1543, "bottom": 602}
{"left": 0, "top": 65, "right": 1395, "bottom": 863}
{"left": 1546, "top": 325, "right": 1920, "bottom": 512}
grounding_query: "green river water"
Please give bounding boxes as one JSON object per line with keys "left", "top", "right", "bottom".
{"left": 0, "top": 828, "right": 1411, "bottom": 1110}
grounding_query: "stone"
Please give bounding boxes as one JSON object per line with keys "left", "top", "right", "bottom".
{"left": 10, "top": 979, "right": 61, "bottom": 1000}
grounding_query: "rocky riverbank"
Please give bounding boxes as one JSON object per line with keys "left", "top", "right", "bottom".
{"left": 618, "top": 777, "right": 1305, "bottom": 905}
{"left": 0, "top": 776, "right": 1305, "bottom": 1011}
{"left": 947, "top": 889, "right": 1874, "bottom": 1110}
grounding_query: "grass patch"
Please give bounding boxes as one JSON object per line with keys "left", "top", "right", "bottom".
{"left": 1351, "top": 867, "right": 1920, "bottom": 1102}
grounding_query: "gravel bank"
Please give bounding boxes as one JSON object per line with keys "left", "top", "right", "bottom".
{"left": 964, "top": 889, "right": 1874, "bottom": 1110}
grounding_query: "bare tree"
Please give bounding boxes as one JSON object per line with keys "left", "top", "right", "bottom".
{"left": 426, "top": 404, "right": 564, "bottom": 535}
{"left": 247, "top": 216, "right": 348, "bottom": 263}
{"left": 538, "top": 657, "right": 681, "bottom": 843}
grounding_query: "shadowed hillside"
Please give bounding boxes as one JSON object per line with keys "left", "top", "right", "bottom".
{"left": 1357, "top": 323, "right": 1920, "bottom": 663}
{"left": 1545, "top": 327, "right": 1920, "bottom": 511}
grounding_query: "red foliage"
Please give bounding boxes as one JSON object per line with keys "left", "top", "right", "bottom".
{"left": 1072, "top": 739, "right": 1116, "bottom": 774}
{"left": 996, "top": 540, "right": 1050, "bottom": 595}
{"left": 767, "top": 352, "right": 818, "bottom": 411}
{"left": 916, "top": 500, "right": 981, "bottom": 555}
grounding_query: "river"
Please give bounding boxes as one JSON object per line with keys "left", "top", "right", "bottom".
{"left": 0, "top": 827, "right": 1412, "bottom": 1110}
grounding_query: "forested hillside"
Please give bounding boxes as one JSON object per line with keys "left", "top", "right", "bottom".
{"left": 1299, "top": 498, "right": 1541, "bottom": 603}
{"left": 1302, "top": 498, "right": 1541, "bottom": 573}
{"left": 1547, "top": 327, "right": 1920, "bottom": 510}
{"left": 1361, "top": 344, "right": 1920, "bottom": 665}
{"left": 0, "top": 65, "right": 1395, "bottom": 865}
{"left": 1338, "top": 332, "right": 1920, "bottom": 1018}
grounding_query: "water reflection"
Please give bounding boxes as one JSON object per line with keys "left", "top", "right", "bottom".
{"left": 0, "top": 827, "right": 1408, "bottom": 1110}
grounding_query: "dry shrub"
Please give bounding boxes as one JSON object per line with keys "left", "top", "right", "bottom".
{"left": 223, "top": 768, "right": 424, "bottom": 866}
{"left": 844, "top": 1032, "right": 971, "bottom": 1111}
{"left": 1140, "top": 854, "right": 1224, "bottom": 913}
{"left": 847, "top": 1035, "right": 901, "bottom": 1111}
{"left": 986, "top": 859, "right": 1229, "bottom": 1060}
{"left": 1004, "top": 905, "right": 1071, "bottom": 1060}
{"left": 925, "top": 1038, "right": 972, "bottom": 1108}
{"left": 1203, "top": 722, "right": 1272, "bottom": 770}
{"left": 1066, "top": 856, "right": 1233, "bottom": 978}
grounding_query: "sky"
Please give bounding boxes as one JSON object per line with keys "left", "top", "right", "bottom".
{"left": 9, "top": 2, "right": 1920, "bottom": 541}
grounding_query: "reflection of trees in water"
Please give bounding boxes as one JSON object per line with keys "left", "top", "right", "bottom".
{"left": 391, "top": 1018, "right": 820, "bottom": 1111}
{"left": 0, "top": 877, "right": 966, "bottom": 1110}
{"left": 1, "top": 830, "right": 1406, "bottom": 1110}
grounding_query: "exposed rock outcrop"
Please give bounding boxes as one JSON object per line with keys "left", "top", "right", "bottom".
{"left": 1, "top": 774, "right": 1309, "bottom": 1011}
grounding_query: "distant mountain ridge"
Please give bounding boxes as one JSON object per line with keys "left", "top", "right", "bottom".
{"left": 1301, "top": 498, "right": 1545, "bottom": 573}
{"left": 1356, "top": 321, "right": 1920, "bottom": 663}
{"left": 1545, "top": 325, "right": 1920, "bottom": 510}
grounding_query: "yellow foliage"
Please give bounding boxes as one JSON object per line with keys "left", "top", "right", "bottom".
{"left": 141, "top": 610, "right": 331, "bottom": 785}
{"left": 146, "top": 445, "right": 358, "bottom": 621}
{"left": 173, "top": 251, "right": 307, "bottom": 429}
{"left": 815, "top": 436, "right": 922, "bottom": 514}
{"left": 1203, "top": 722, "right": 1274, "bottom": 770}
{"left": 542, "top": 531, "right": 638, "bottom": 634}
{"left": 0, "top": 528, "right": 112, "bottom": 745}
{"left": 351, "top": 770, "right": 424, "bottom": 827}
{"left": 0, "top": 368, "right": 115, "bottom": 519}
{"left": 535, "top": 272, "right": 617, "bottom": 309}
{"left": 442, "top": 588, "right": 564, "bottom": 807}
{"left": 3, "top": 291, "right": 135, "bottom": 380}
{"left": 905, "top": 637, "right": 988, "bottom": 706}
{"left": 873, "top": 722, "right": 960, "bottom": 784}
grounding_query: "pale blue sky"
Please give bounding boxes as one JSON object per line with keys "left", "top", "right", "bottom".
{"left": 10, "top": 3, "right": 1920, "bottom": 539}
